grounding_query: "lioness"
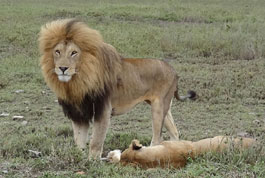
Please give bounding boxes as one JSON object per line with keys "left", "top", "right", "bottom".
{"left": 106, "top": 136, "right": 256, "bottom": 168}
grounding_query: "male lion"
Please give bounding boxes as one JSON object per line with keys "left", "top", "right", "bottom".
{"left": 39, "top": 19, "right": 195, "bottom": 159}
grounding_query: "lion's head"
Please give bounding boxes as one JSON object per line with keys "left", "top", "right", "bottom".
{"left": 39, "top": 19, "right": 121, "bottom": 104}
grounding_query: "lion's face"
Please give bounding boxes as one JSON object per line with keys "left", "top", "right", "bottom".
{"left": 53, "top": 41, "right": 81, "bottom": 82}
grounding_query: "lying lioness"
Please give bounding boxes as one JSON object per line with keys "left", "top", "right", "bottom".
{"left": 105, "top": 136, "right": 255, "bottom": 168}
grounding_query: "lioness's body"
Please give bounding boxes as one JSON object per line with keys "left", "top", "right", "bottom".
{"left": 107, "top": 136, "right": 255, "bottom": 169}
{"left": 39, "top": 19, "right": 192, "bottom": 159}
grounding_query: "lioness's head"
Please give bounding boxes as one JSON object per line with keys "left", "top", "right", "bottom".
{"left": 53, "top": 41, "right": 81, "bottom": 82}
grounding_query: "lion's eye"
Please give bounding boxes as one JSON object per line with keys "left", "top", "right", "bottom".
{"left": 71, "top": 51, "right": 77, "bottom": 57}
{"left": 55, "top": 50, "right": 60, "bottom": 55}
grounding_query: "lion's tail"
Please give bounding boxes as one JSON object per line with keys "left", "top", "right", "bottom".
{"left": 174, "top": 90, "right": 196, "bottom": 101}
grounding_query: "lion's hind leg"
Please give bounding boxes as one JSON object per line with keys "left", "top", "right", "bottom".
{"left": 163, "top": 79, "right": 180, "bottom": 141}
{"left": 164, "top": 101, "right": 179, "bottom": 141}
{"left": 150, "top": 89, "right": 179, "bottom": 145}
{"left": 150, "top": 98, "right": 164, "bottom": 146}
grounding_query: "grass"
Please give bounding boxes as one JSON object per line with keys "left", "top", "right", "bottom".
{"left": 0, "top": 0, "right": 265, "bottom": 177}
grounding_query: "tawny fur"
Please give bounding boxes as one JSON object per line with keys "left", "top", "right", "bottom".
{"left": 39, "top": 19, "right": 194, "bottom": 159}
{"left": 107, "top": 136, "right": 255, "bottom": 169}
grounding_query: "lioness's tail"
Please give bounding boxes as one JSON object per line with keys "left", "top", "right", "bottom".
{"left": 175, "top": 90, "right": 196, "bottom": 101}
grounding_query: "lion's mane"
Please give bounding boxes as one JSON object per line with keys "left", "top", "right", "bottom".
{"left": 39, "top": 19, "right": 122, "bottom": 123}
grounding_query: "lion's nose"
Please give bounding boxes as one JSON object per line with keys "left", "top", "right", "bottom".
{"left": 59, "top": 67, "right": 69, "bottom": 73}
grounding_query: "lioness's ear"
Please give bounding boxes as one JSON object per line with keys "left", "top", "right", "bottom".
{"left": 131, "top": 140, "right": 142, "bottom": 150}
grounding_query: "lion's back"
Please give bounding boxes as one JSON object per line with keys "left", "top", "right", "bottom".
{"left": 122, "top": 58, "right": 176, "bottom": 82}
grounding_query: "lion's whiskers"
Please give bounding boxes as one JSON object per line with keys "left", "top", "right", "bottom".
{"left": 74, "top": 69, "right": 79, "bottom": 75}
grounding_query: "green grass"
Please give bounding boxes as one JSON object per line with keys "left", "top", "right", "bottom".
{"left": 1, "top": 0, "right": 265, "bottom": 177}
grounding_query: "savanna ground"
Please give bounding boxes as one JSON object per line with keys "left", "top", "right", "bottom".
{"left": 0, "top": 0, "right": 265, "bottom": 177}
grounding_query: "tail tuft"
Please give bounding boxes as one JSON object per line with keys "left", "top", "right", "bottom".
{"left": 175, "top": 90, "right": 197, "bottom": 101}
{"left": 187, "top": 90, "right": 196, "bottom": 100}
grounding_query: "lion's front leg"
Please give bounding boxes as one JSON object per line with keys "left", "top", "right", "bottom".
{"left": 72, "top": 121, "right": 89, "bottom": 150}
{"left": 89, "top": 101, "right": 112, "bottom": 160}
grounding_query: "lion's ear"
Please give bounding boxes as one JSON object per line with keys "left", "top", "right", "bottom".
{"left": 131, "top": 140, "right": 142, "bottom": 150}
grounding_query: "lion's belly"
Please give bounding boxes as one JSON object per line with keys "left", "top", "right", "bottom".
{"left": 111, "top": 97, "right": 146, "bottom": 116}
{"left": 111, "top": 105, "right": 135, "bottom": 116}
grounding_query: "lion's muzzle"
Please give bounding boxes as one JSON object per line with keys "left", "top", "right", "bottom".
{"left": 58, "top": 74, "right": 72, "bottom": 82}
{"left": 55, "top": 67, "right": 73, "bottom": 82}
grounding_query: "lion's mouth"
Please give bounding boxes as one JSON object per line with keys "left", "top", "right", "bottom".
{"left": 58, "top": 75, "right": 72, "bottom": 82}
